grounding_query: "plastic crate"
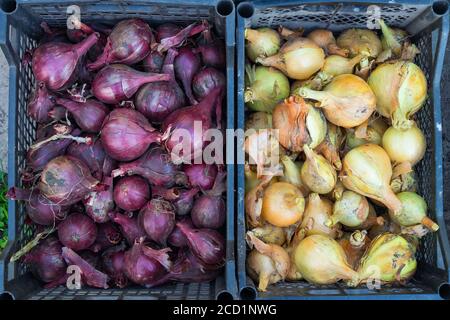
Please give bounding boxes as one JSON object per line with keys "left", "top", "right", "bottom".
{"left": 236, "top": 0, "right": 450, "bottom": 300}
{"left": 0, "top": 0, "right": 237, "bottom": 300}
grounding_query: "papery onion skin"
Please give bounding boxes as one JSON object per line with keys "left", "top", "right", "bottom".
{"left": 322, "top": 54, "right": 363, "bottom": 76}
{"left": 328, "top": 191, "right": 370, "bottom": 228}
{"left": 245, "top": 112, "right": 272, "bottom": 131}
{"left": 27, "top": 82, "right": 55, "bottom": 124}
{"left": 113, "top": 176, "right": 150, "bottom": 212}
{"left": 58, "top": 213, "right": 98, "bottom": 251}
{"left": 245, "top": 28, "right": 281, "bottom": 63}
{"left": 301, "top": 145, "right": 337, "bottom": 194}
{"left": 336, "top": 29, "right": 382, "bottom": 58}
{"left": 138, "top": 199, "right": 175, "bottom": 246}
{"left": 382, "top": 124, "right": 426, "bottom": 166}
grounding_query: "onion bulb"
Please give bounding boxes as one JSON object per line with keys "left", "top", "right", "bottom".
{"left": 279, "top": 156, "right": 309, "bottom": 196}
{"left": 346, "top": 203, "right": 385, "bottom": 231}
{"left": 315, "top": 123, "right": 345, "bottom": 170}
{"left": 338, "top": 230, "right": 370, "bottom": 269}
{"left": 322, "top": 54, "right": 364, "bottom": 76}
{"left": 261, "top": 182, "right": 305, "bottom": 227}
{"left": 244, "top": 129, "right": 282, "bottom": 178}
{"left": 341, "top": 144, "right": 402, "bottom": 213}
{"left": 390, "top": 169, "right": 417, "bottom": 194}
{"left": 293, "top": 234, "right": 359, "bottom": 285}
{"left": 248, "top": 222, "right": 286, "bottom": 246}
{"left": 327, "top": 191, "right": 369, "bottom": 228}
{"left": 244, "top": 163, "right": 260, "bottom": 194}
{"left": 307, "top": 29, "right": 349, "bottom": 57}
{"left": 245, "top": 65, "right": 290, "bottom": 113}
{"left": 256, "top": 37, "right": 325, "bottom": 80}
{"left": 382, "top": 123, "right": 426, "bottom": 166}
{"left": 379, "top": 19, "right": 419, "bottom": 60}
{"left": 246, "top": 232, "right": 290, "bottom": 291}
{"left": 368, "top": 61, "right": 427, "bottom": 130}
{"left": 346, "top": 116, "right": 388, "bottom": 149}
{"left": 301, "top": 145, "right": 337, "bottom": 194}
{"left": 273, "top": 96, "right": 327, "bottom": 152}
{"left": 389, "top": 192, "right": 439, "bottom": 231}
{"left": 245, "top": 112, "right": 272, "bottom": 131}
{"left": 245, "top": 28, "right": 281, "bottom": 63}
{"left": 299, "top": 74, "right": 376, "bottom": 128}
{"left": 290, "top": 72, "right": 332, "bottom": 93}
{"left": 336, "top": 29, "right": 382, "bottom": 58}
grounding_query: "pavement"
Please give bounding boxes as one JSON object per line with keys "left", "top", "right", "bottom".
{"left": 0, "top": 50, "right": 7, "bottom": 172}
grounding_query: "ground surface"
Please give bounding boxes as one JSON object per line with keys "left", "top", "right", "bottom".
{"left": 0, "top": 51, "right": 8, "bottom": 172}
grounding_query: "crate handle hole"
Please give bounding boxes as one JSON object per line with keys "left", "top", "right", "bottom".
{"left": 432, "top": 1, "right": 449, "bottom": 15}
{"left": 237, "top": 2, "right": 254, "bottom": 19}
{"left": 216, "top": 0, "right": 234, "bottom": 17}
{"left": 0, "top": 0, "right": 17, "bottom": 14}
{"left": 0, "top": 292, "right": 14, "bottom": 300}
{"left": 240, "top": 286, "right": 257, "bottom": 300}
{"left": 217, "top": 291, "right": 234, "bottom": 300}
{"left": 439, "top": 283, "right": 450, "bottom": 300}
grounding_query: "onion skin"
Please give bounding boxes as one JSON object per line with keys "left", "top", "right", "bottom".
{"left": 382, "top": 124, "right": 426, "bottom": 166}
{"left": 142, "top": 51, "right": 164, "bottom": 73}
{"left": 168, "top": 217, "right": 193, "bottom": 247}
{"left": 336, "top": 29, "right": 382, "bottom": 58}
{"left": 301, "top": 145, "right": 337, "bottom": 194}
{"left": 328, "top": 191, "right": 370, "bottom": 228}
{"left": 279, "top": 156, "right": 309, "bottom": 196}
{"left": 315, "top": 123, "right": 344, "bottom": 171}
{"left": 169, "top": 248, "right": 222, "bottom": 283}
{"left": 248, "top": 223, "right": 286, "bottom": 246}
{"left": 245, "top": 28, "right": 281, "bottom": 63}
{"left": 184, "top": 164, "right": 218, "bottom": 191}
{"left": 174, "top": 46, "right": 201, "bottom": 105}
{"left": 27, "top": 82, "right": 55, "bottom": 124}
{"left": 307, "top": 29, "right": 348, "bottom": 57}
{"left": 84, "top": 178, "right": 114, "bottom": 224}
{"left": 322, "top": 54, "right": 363, "bottom": 76}
{"left": 338, "top": 231, "right": 370, "bottom": 269}
{"left": 58, "top": 213, "right": 98, "bottom": 251}
{"left": 109, "top": 211, "right": 146, "bottom": 246}
{"left": 113, "top": 176, "right": 150, "bottom": 212}
{"left": 192, "top": 67, "right": 226, "bottom": 100}
{"left": 90, "top": 222, "right": 122, "bottom": 253}
{"left": 245, "top": 112, "right": 272, "bottom": 131}
{"left": 138, "top": 199, "right": 176, "bottom": 246}
{"left": 102, "top": 247, "right": 128, "bottom": 288}
{"left": 191, "top": 195, "right": 225, "bottom": 229}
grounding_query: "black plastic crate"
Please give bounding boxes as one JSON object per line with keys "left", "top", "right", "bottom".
{"left": 236, "top": 0, "right": 450, "bottom": 300}
{"left": 0, "top": 0, "right": 237, "bottom": 300}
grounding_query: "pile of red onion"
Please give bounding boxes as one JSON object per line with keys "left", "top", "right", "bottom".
{"left": 8, "top": 19, "right": 226, "bottom": 289}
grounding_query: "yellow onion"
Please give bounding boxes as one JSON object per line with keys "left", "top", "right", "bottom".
{"left": 245, "top": 28, "right": 281, "bottom": 63}
{"left": 245, "top": 112, "right": 272, "bottom": 131}
{"left": 338, "top": 230, "right": 370, "bottom": 269}
{"left": 299, "top": 74, "right": 376, "bottom": 128}
{"left": 341, "top": 144, "right": 402, "bottom": 213}
{"left": 245, "top": 163, "right": 260, "bottom": 194}
{"left": 246, "top": 232, "right": 290, "bottom": 291}
{"left": 322, "top": 54, "right": 364, "bottom": 76}
{"left": 390, "top": 169, "right": 417, "bottom": 194}
{"left": 315, "top": 123, "right": 345, "bottom": 170}
{"left": 290, "top": 72, "right": 333, "bottom": 93}
{"left": 293, "top": 234, "right": 359, "bottom": 285}
{"left": 347, "top": 203, "right": 385, "bottom": 232}
{"left": 261, "top": 182, "right": 305, "bottom": 227}
{"left": 378, "top": 19, "right": 419, "bottom": 60}
{"left": 285, "top": 227, "right": 305, "bottom": 281}
{"left": 248, "top": 222, "right": 286, "bottom": 246}
{"left": 329, "top": 180, "right": 345, "bottom": 201}
{"left": 279, "top": 156, "right": 309, "bottom": 196}
{"left": 307, "top": 29, "right": 349, "bottom": 57}
{"left": 256, "top": 37, "right": 325, "bottom": 80}
{"left": 350, "top": 233, "right": 417, "bottom": 286}
{"left": 389, "top": 192, "right": 439, "bottom": 231}
{"left": 327, "top": 191, "right": 370, "bottom": 228}
{"left": 346, "top": 116, "right": 388, "bottom": 149}
{"left": 368, "top": 213, "right": 399, "bottom": 239}
{"left": 244, "top": 129, "right": 281, "bottom": 178}
{"left": 273, "top": 96, "right": 327, "bottom": 152}
{"left": 382, "top": 123, "right": 426, "bottom": 166}
{"left": 368, "top": 61, "right": 427, "bottom": 130}
{"left": 245, "top": 65, "right": 290, "bottom": 113}
{"left": 278, "top": 26, "right": 304, "bottom": 40}
{"left": 301, "top": 145, "right": 337, "bottom": 194}
{"left": 299, "top": 193, "right": 342, "bottom": 239}
{"left": 336, "top": 28, "right": 382, "bottom": 58}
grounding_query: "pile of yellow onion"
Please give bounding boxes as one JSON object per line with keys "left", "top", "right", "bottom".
{"left": 244, "top": 21, "right": 437, "bottom": 292}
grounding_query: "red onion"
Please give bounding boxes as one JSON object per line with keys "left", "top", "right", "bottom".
{"left": 174, "top": 46, "right": 201, "bottom": 105}
{"left": 92, "top": 64, "right": 170, "bottom": 104}
{"left": 194, "top": 28, "right": 226, "bottom": 69}
{"left": 39, "top": 22, "right": 68, "bottom": 44}
{"left": 184, "top": 164, "right": 218, "bottom": 190}
{"left": 62, "top": 247, "right": 109, "bottom": 288}
{"left": 162, "top": 88, "right": 223, "bottom": 162}
{"left": 142, "top": 51, "right": 164, "bottom": 73}
{"left": 113, "top": 175, "right": 150, "bottom": 212}
{"left": 87, "top": 19, "right": 154, "bottom": 70}
{"left": 123, "top": 239, "right": 171, "bottom": 287}
{"left": 38, "top": 155, "right": 100, "bottom": 206}
{"left": 84, "top": 177, "right": 114, "bottom": 223}
{"left": 54, "top": 98, "right": 109, "bottom": 133}
{"left": 156, "top": 22, "right": 208, "bottom": 53}
{"left": 169, "top": 248, "right": 222, "bottom": 282}
{"left": 48, "top": 106, "right": 68, "bottom": 122}
{"left": 89, "top": 221, "right": 122, "bottom": 253}
{"left": 79, "top": 250, "right": 101, "bottom": 268}
{"left": 27, "top": 82, "right": 55, "bottom": 123}
{"left": 23, "top": 236, "right": 66, "bottom": 283}
{"left": 102, "top": 246, "right": 128, "bottom": 288}
{"left": 100, "top": 108, "right": 162, "bottom": 161}
{"left": 32, "top": 32, "right": 99, "bottom": 91}
{"left": 191, "top": 195, "right": 225, "bottom": 229}
{"left": 152, "top": 186, "right": 199, "bottom": 216}
{"left": 7, "top": 187, "right": 68, "bottom": 226}
{"left": 168, "top": 217, "right": 193, "bottom": 247}
{"left": 192, "top": 67, "right": 226, "bottom": 100}
{"left": 177, "top": 221, "right": 225, "bottom": 267}
{"left": 67, "top": 21, "right": 95, "bottom": 43}
{"left": 112, "top": 146, "right": 187, "bottom": 187}
{"left": 138, "top": 199, "right": 175, "bottom": 246}
{"left": 109, "top": 211, "right": 146, "bottom": 246}
{"left": 57, "top": 213, "right": 98, "bottom": 251}
{"left": 155, "top": 23, "right": 182, "bottom": 42}
{"left": 135, "top": 49, "right": 185, "bottom": 123}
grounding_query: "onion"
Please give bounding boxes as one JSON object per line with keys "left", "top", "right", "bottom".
{"left": 38, "top": 155, "right": 100, "bottom": 206}
{"left": 294, "top": 234, "right": 358, "bottom": 285}
{"left": 279, "top": 156, "right": 309, "bottom": 196}
{"left": 301, "top": 145, "right": 337, "bottom": 194}
{"left": 135, "top": 48, "right": 185, "bottom": 123}
{"left": 174, "top": 46, "right": 201, "bottom": 105}
{"left": 90, "top": 222, "right": 122, "bottom": 253}
{"left": 92, "top": 64, "right": 171, "bottom": 104}
{"left": 191, "top": 195, "right": 225, "bottom": 229}
{"left": 299, "top": 74, "right": 376, "bottom": 128}
{"left": 168, "top": 217, "right": 193, "bottom": 247}
{"left": 382, "top": 123, "right": 426, "bottom": 166}
{"left": 155, "top": 23, "right": 181, "bottom": 42}
{"left": 139, "top": 199, "right": 175, "bottom": 246}
{"left": 87, "top": 19, "right": 154, "bottom": 70}
{"left": 391, "top": 169, "right": 417, "bottom": 194}
{"left": 341, "top": 144, "right": 402, "bottom": 213}
{"left": 261, "top": 182, "right": 305, "bottom": 227}
{"left": 346, "top": 116, "right": 388, "bottom": 149}
{"left": 322, "top": 54, "right": 363, "bottom": 76}
{"left": 327, "top": 191, "right": 370, "bottom": 228}
{"left": 368, "top": 61, "right": 427, "bottom": 129}
{"left": 379, "top": 19, "right": 418, "bottom": 60}
{"left": 194, "top": 28, "right": 226, "bottom": 69}
{"left": 256, "top": 37, "right": 325, "bottom": 80}
{"left": 112, "top": 146, "right": 187, "bottom": 187}
{"left": 245, "top": 28, "right": 281, "bottom": 63}
{"left": 336, "top": 29, "right": 382, "bottom": 58}
{"left": 156, "top": 22, "right": 208, "bottom": 53}
{"left": 109, "top": 211, "right": 146, "bottom": 246}
{"left": 346, "top": 203, "right": 384, "bottom": 232}
{"left": 315, "top": 123, "right": 345, "bottom": 170}
{"left": 307, "top": 29, "right": 348, "bottom": 57}
{"left": 337, "top": 230, "right": 370, "bottom": 269}
{"left": 27, "top": 82, "right": 55, "bottom": 123}
{"left": 244, "top": 65, "right": 290, "bottom": 113}
{"left": 32, "top": 32, "right": 99, "bottom": 91}
{"left": 102, "top": 246, "right": 128, "bottom": 288}
{"left": 172, "top": 188, "right": 199, "bottom": 216}
{"left": 192, "top": 67, "right": 226, "bottom": 100}
{"left": 84, "top": 178, "right": 114, "bottom": 224}
{"left": 142, "top": 51, "right": 164, "bottom": 73}
{"left": 245, "top": 112, "right": 272, "bottom": 131}
{"left": 184, "top": 164, "right": 218, "bottom": 191}
{"left": 100, "top": 108, "right": 161, "bottom": 162}
{"left": 113, "top": 176, "right": 150, "bottom": 212}
{"left": 273, "top": 95, "right": 327, "bottom": 152}
{"left": 58, "top": 213, "right": 97, "bottom": 251}
{"left": 248, "top": 222, "right": 286, "bottom": 246}
{"left": 169, "top": 248, "right": 221, "bottom": 283}
{"left": 39, "top": 22, "right": 68, "bottom": 44}
{"left": 244, "top": 163, "right": 260, "bottom": 194}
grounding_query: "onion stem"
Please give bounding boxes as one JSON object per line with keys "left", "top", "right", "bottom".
{"left": 30, "top": 134, "right": 92, "bottom": 150}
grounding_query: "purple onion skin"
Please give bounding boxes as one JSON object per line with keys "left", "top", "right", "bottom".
{"left": 32, "top": 32, "right": 99, "bottom": 91}
{"left": 184, "top": 164, "right": 218, "bottom": 191}
{"left": 169, "top": 248, "right": 222, "bottom": 282}
{"left": 168, "top": 217, "right": 193, "bottom": 247}
{"left": 84, "top": 181, "right": 114, "bottom": 223}
{"left": 27, "top": 82, "right": 55, "bottom": 124}
{"left": 79, "top": 250, "right": 101, "bottom": 268}
{"left": 195, "top": 40, "right": 226, "bottom": 69}
{"left": 88, "top": 19, "right": 154, "bottom": 71}
{"left": 151, "top": 186, "right": 199, "bottom": 216}
{"left": 57, "top": 213, "right": 98, "bottom": 251}
{"left": 109, "top": 211, "right": 146, "bottom": 246}
{"left": 7, "top": 187, "right": 68, "bottom": 226}
{"left": 38, "top": 155, "right": 100, "bottom": 206}
{"left": 174, "top": 46, "right": 201, "bottom": 105}
{"left": 39, "top": 22, "right": 69, "bottom": 45}
{"left": 191, "top": 195, "right": 225, "bottom": 229}
{"left": 102, "top": 247, "right": 128, "bottom": 288}
{"left": 55, "top": 98, "right": 109, "bottom": 133}
{"left": 138, "top": 199, "right": 175, "bottom": 246}
{"left": 192, "top": 67, "right": 226, "bottom": 100}
{"left": 113, "top": 175, "right": 150, "bottom": 212}
{"left": 90, "top": 222, "right": 122, "bottom": 252}
{"left": 155, "top": 23, "right": 182, "bottom": 42}
{"left": 23, "top": 236, "right": 67, "bottom": 283}
{"left": 142, "top": 51, "right": 164, "bottom": 73}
